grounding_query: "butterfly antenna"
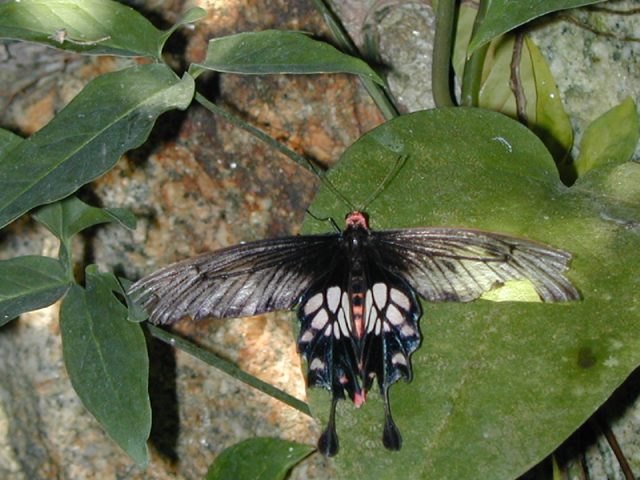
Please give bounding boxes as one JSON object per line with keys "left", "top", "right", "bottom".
{"left": 304, "top": 155, "right": 357, "bottom": 212}
{"left": 318, "top": 397, "right": 340, "bottom": 456}
{"left": 360, "top": 155, "right": 409, "bottom": 212}
{"left": 381, "top": 385, "right": 402, "bottom": 451}
{"left": 305, "top": 209, "right": 341, "bottom": 232}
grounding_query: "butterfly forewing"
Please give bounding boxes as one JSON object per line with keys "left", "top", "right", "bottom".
{"left": 129, "top": 234, "right": 341, "bottom": 324}
{"left": 370, "top": 227, "right": 580, "bottom": 303}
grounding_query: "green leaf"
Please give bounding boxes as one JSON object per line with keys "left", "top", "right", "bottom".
{"left": 205, "top": 437, "right": 314, "bottom": 480}
{"left": 0, "top": 256, "right": 70, "bottom": 325}
{"left": 0, "top": 0, "right": 164, "bottom": 58}
{"left": 158, "top": 7, "right": 206, "bottom": 51}
{"left": 119, "top": 278, "right": 149, "bottom": 323}
{"left": 528, "top": 37, "right": 574, "bottom": 164}
{"left": 0, "top": 63, "right": 194, "bottom": 229}
{"left": 33, "top": 197, "right": 135, "bottom": 245}
{"left": 303, "top": 108, "right": 640, "bottom": 480}
{"left": 60, "top": 267, "right": 151, "bottom": 468}
{"left": 574, "top": 97, "right": 640, "bottom": 177}
{"left": 462, "top": 29, "right": 573, "bottom": 164}
{"left": 469, "top": 0, "right": 603, "bottom": 53}
{"left": 0, "top": 128, "right": 23, "bottom": 154}
{"left": 190, "top": 30, "right": 384, "bottom": 84}
{"left": 479, "top": 34, "right": 537, "bottom": 121}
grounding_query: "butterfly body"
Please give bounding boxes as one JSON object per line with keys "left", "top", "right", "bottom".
{"left": 129, "top": 211, "right": 579, "bottom": 456}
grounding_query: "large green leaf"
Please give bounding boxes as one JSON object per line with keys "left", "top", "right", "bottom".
{"left": 33, "top": 197, "right": 135, "bottom": 245}
{"left": 0, "top": 0, "right": 163, "bottom": 58}
{"left": 0, "top": 63, "right": 194, "bottom": 229}
{"left": 0, "top": 256, "right": 70, "bottom": 325}
{"left": 190, "top": 30, "right": 383, "bottom": 84}
{"left": 574, "top": 97, "right": 640, "bottom": 177}
{"left": 60, "top": 267, "right": 151, "bottom": 468}
{"left": 528, "top": 37, "right": 574, "bottom": 163}
{"left": 206, "top": 438, "right": 314, "bottom": 480}
{"left": 469, "top": 0, "right": 603, "bottom": 53}
{"left": 0, "top": 128, "right": 23, "bottom": 154}
{"left": 157, "top": 7, "right": 206, "bottom": 51}
{"left": 302, "top": 108, "right": 640, "bottom": 480}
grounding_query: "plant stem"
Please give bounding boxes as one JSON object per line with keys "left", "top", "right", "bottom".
{"left": 460, "top": 0, "right": 490, "bottom": 107}
{"left": 432, "top": 0, "right": 457, "bottom": 107}
{"left": 509, "top": 31, "right": 528, "bottom": 126}
{"left": 592, "top": 414, "right": 636, "bottom": 480}
{"left": 146, "top": 323, "right": 312, "bottom": 417}
{"left": 311, "top": 0, "right": 399, "bottom": 120}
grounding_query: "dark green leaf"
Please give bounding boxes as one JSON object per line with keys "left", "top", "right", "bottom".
{"left": 0, "top": 0, "right": 163, "bottom": 58}
{"left": 190, "top": 30, "right": 383, "bottom": 84}
{"left": 0, "top": 63, "right": 194, "bottom": 229}
{"left": 33, "top": 197, "right": 135, "bottom": 245}
{"left": 303, "top": 108, "right": 640, "bottom": 480}
{"left": 0, "top": 128, "right": 23, "bottom": 154}
{"left": 478, "top": 34, "right": 537, "bottom": 120}
{"left": 469, "top": 0, "right": 603, "bottom": 53}
{"left": 60, "top": 267, "right": 150, "bottom": 468}
{"left": 0, "top": 256, "right": 70, "bottom": 325}
{"left": 158, "top": 7, "right": 206, "bottom": 50}
{"left": 574, "top": 96, "right": 640, "bottom": 176}
{"left": 528, "top": 37, "right": 574, "bottom": 163}
{"left": 206, "top": 437, "right": 314, "bottom": 480}
{"left": 478, "top": 35, "right": 573, "bottom": 163}
{"left": 119, "top": 278, "right": 149, "bottom": 323}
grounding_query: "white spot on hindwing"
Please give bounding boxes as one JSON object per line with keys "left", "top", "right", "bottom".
{"left": 337, "top": 307, "right": 350, "bottom": 336}
{"left": 390, "top": 288, "right": 411, "bottom": 310}
{"left": 373, "top": 283, "right": 388, "bottom": 309}
{"left": 401, "top": 324, "right": 416, "bottom": 336}
{"left": 311, "top": 309, "right": 329, "bottom": 329}
{"left": 391, "top": 352, "right": 408, "bottom": 365}
{"left": 310, "top": 358, "right": 325, "bottom": 370}
{"left": 304, "top": 293, "right": 324, "bottom": 315}
{"left": 386, "top": 304, "right": 404, "bottom": 326}
{"left": 366, "top": 303, "right": 378, "bottom": 333}
{"left": 326, "top": 286, "right": 341, "bottom": 313}
{"left": 341, "top": 291, "right": 350, "bottom": 318}
{"left": 300, "top": 330, "right": 314, "bottom": 343}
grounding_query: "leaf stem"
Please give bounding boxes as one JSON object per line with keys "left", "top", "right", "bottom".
{"left": 194, "top": 92, "right": 323, "bottom": 174}
{"left": 432, "top": 0, "right": 457, "bottom": 107}
{"left": 146, "top": 323, "right": 312, "bottom": 417}
{"left": 460, "top": 1, "right": 489, "bottom": 107}
{"left": 509, "top": 31, "right": 528, "bottom": 126}
{"left": 311, "top": 0, "right": 399, "bottom": 120}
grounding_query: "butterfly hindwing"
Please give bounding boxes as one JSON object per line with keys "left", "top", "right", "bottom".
{"left": 361, "top": 279, "right": 421, "bottom": 391}
{"left": 298, "top": 285, "right": 362, "bottom": 401}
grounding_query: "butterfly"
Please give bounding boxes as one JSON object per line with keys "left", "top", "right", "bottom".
{"left": 128, "top": 209, "right": 580, "bottom": 456}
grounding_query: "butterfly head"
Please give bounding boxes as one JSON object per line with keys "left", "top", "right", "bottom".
{"left": 345, "top": 211, "right": 370, "bottom": 230}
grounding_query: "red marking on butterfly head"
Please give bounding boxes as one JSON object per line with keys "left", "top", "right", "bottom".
{"left": 345, "top": 211, "right": 370, "bottom": 229}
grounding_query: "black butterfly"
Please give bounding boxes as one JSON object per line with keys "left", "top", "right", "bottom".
{"left": 128, "top": 211, "right": 579, "bottom": 456}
